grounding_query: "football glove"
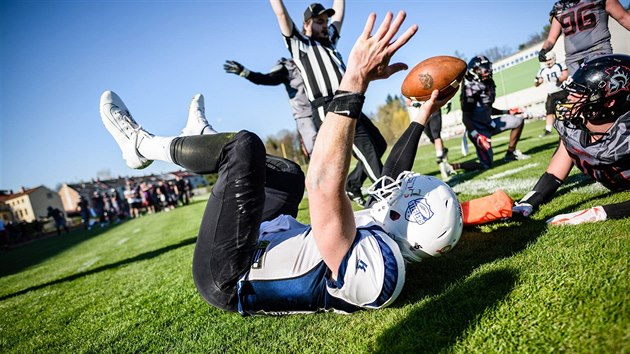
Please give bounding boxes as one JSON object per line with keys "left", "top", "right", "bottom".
{"left": 470, "top": 130, "right": 491, "bottom": 151}
{"left": 512, "top": 202, "right": 534, "bottom": 217}
{"left": 538, "top": 48, "right": 548, "bottom": 62}
{"left": 224, "top": 60, "right": 248, "bottom": 77}
{"left": 546, "top": 206, "right": 607, "bottom": 225}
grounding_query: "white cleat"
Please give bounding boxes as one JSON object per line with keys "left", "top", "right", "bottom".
{"left": 99, "top": 91, "right": 153, "bottom": 169}
{"left": 439, "top": 161, "right": 456, "bottom": 180}
{"left": 181, "top": 93, "right": 216, "bottom": 136}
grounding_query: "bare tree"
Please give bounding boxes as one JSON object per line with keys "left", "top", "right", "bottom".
{"left": 480, "top": 45, "right": 514, "bottom": 62}
{"left": 453, "top": 50, "right": 467, "bottom": 63}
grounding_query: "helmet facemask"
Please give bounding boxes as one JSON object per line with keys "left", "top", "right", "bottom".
{"left": 466, "top": 56, "right": 493, "bottom": 82}
{"left": 366, "top": 172, "right": 463, "bottom": 263}
{"left": 555, "top": 78, "right": 604, "bottom": 130}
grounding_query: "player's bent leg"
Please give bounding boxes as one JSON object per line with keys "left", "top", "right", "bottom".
{"left": 170, "top": 133, "right": 237, "bottom": 174}
{"left": 192, "top": 130, "right": 266, "bottom": 312}
{"left": 262, "top": 155, "right": 305, "bottom": 221}
{"left": 491, "top": 115, "right": 531, "bottom": 161}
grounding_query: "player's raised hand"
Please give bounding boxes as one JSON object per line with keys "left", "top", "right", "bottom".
{"left": 223, "top": 60, "right": 244, "bottom": 75}
{"left": 406, "top": 91, "right": 452, "bottom": 125}
{"left": 341, "top": 11, "right": 418, "bottom": 93}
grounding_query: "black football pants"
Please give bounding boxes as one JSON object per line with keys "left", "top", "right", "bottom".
{"left": 170, "top": 131, "right": 305, "bottom": 311}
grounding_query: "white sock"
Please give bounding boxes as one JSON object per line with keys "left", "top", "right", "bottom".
{"left": 545, "top": 124, "right": 552, "bottom": 132}
{"left": 137, "top": 135, "right": 175, "bottom": 163}
{"left": 201, "top": 125, "right": 218, "bottom": 135}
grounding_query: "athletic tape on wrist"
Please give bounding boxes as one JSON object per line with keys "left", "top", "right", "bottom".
{"left": 328, "top": 90, "right": 365, "bottom": 119}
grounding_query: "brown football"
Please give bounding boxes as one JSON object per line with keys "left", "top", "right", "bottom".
{"left": 401, "top": 56, "right": 467, "bottom": 101}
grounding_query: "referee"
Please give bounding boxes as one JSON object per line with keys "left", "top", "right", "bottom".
{"left": 269, "top": 0, "right": 387, "bottom": 206}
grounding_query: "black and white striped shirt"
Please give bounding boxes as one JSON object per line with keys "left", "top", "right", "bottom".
{"left": 283, "top": 22, "right": 346, "bottom": 103}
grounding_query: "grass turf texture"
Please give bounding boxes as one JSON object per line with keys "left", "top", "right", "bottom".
{"left": 1, "top": 120, "right": 628, "bottom": 353}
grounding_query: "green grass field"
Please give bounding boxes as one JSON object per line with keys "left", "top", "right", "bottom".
{"left": 1, "top": 120, "right": 629, "bottom": 353}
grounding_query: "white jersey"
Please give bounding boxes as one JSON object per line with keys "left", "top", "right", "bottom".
{"left": 236, "top": 214, "right": 406, "bottom": 316}
{"left": 537, "top": 63, "right": 566, "bottom": 94}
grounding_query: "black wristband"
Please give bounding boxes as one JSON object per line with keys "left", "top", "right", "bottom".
{"left": 520, "top": 172, "right": 563, "bottom": 208}
{"left": 328, "top": 90, "right": 365, "bottom": 119}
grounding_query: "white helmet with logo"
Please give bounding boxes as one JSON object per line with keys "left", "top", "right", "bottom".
{"left": 367, "top": 171, "right": 463, "bottom": 263}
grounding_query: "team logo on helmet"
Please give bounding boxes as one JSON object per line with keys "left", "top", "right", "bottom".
{"left": 605, "top": 65, "right": 630, "bottom": 97}
{"left": 405, "top": 198, "right": 434, "bottom": 225}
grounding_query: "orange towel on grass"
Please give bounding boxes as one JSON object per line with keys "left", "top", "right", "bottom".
{"left": 460, "top": 189, "right": 513, "bottom": 226}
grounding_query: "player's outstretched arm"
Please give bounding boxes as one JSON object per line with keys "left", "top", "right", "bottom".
{"left": 306, "top": 11, "right": 417, "bottom": 277}
{"left": 269, "top": 0, "right": 294, "bottom": 37}
{"left": 513, "top": 140, "right": 573, "bottom": 217}
{"left": 606, "top": 0, "right": 630, "bottom": 30}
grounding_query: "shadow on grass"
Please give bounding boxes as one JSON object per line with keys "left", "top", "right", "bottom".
{"left": 0, "top": 236, "right": 196, "bottom": 301}
{"left": 0, "top": 223, "right": 124, "bottom": 278}
{"left": 372, "top": 207, "right": 550, "bottom": 352}
{"left": 0, "top": 201, "right": 207, "bottom": 278}
{"left": 375, "top": 268, "right": 517, "bottom": 353}
{"left": 396, "top": 215, "right": 545, "bottom": 304}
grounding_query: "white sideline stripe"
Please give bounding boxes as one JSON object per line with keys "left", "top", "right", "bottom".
{"left": 452, "top": 178, "right": 539, "bottom": 195}
{"left": 132, "top": 228, "right": 141, "bottom": 234}
{"left": 452, "top": 176, "right": 609, "bottom": 195}
{"left": 491, "top": 136, "right": 508, "bottom": 142}
{"left": 116, "top": 238, "right": 128, "bottom": 246}
{"left": 77, "top": 257, "right": 100, "bottom": 272}
{"left": 487, "top": 163, "right": 539, "bottom": 180}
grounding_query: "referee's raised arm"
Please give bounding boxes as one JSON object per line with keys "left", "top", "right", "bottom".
{"left": 331, "top": 0, "right": 345, "bottom": 33}
{"left": 269, "top": 0, "right": 294, "bottom": 37}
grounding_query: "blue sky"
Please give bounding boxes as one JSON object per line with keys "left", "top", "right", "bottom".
{"left": 1, "top": 0, "right": 621, "bottom": 191}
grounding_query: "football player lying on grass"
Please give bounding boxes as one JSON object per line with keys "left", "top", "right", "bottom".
{"left": 99, "top": 11, "right": 464, "bottom": 315}
{"left": 512, "top": 54, "right": 630, "bottom": 225}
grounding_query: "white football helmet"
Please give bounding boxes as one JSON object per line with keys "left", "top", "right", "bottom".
{"left": 367, "top": 171, "right": 463, "bottom": 263}
{"left": 545, "top": 51, "right": 556, "bottom": 68}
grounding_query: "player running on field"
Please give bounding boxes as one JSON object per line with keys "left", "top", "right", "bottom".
{"left": 535, "top": 51, "right": 569, "bottom": 137}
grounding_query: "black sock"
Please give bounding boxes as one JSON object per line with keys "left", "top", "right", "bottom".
{"left": 602, "top": 200, "right": 630, "bottom": 219}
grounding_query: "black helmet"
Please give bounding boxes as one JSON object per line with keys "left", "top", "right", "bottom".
{"left": 556, "top": 54, "right": 630, "bottom": 127}
{"left": 465, "top": 55, "right": 493, "bottom": 82}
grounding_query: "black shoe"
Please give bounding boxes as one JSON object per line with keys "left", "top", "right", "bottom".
{"left": 346, "top": 191, "right": 367, "bottom": 208}
{"left": 538, "top": 130, "right": 552, "bottom": 138}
